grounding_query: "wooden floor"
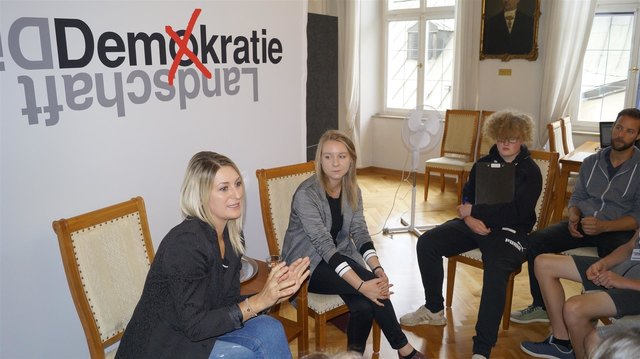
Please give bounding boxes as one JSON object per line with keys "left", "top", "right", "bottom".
{"left": 283, "top": 168, "right": 582, "bottom": 359}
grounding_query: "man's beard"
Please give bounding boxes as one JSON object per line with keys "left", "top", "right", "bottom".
{"left": 611, "top": 137, "right": 636, "bottom": 151}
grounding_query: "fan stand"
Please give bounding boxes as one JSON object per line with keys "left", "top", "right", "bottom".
{"left": 383, "top": 153, "right": 436, "bottom": 237}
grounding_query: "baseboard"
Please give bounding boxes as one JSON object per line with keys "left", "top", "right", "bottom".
{"left": 357, "top": 166, "right": 459, "bottom": 184}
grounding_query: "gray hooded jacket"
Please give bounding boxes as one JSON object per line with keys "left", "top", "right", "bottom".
{"left": 568, "top": 146, "right": 640, "bottom": 225}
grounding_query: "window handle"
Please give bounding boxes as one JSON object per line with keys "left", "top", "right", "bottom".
{"left": 631, "top": 67, "right": 639, "bottom": 72}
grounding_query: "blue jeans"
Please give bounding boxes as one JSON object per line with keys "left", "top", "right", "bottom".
{"left": 209, "top": 315, "right": 291, "bottom": 359}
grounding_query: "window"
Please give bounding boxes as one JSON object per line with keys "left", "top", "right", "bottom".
{"left": 384, "top": 0, "right": 455, "bottom": 113}
{"left": 388, "top": 0, "right": 454, "bottom": 11}
{"left": 575, "top": 4, "right": 640, "bottom": 128}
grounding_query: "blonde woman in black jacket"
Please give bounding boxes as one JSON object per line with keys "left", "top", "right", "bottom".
{"left": 117, "top": 151, "right": 310, "bottom": 359}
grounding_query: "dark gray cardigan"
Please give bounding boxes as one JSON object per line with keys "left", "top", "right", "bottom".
{"left": 281, "top": 176, "right": 372, "bottom": 275}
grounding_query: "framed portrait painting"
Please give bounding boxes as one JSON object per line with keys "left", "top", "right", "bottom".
{"left": 480, "top": 0, "right": 540, "bottom": 61}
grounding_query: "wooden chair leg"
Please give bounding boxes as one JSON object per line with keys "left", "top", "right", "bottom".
{"left": 424, "top": 167, "right": 430, "bottom": 202}
{"left": 372, "top": 321, "right": 381, "bottom": 357}
{"left": 315, "top": 314, "right": 328, "bottom": 352}
{"left": 424, "top": 166, "right": 429, "bottom": 202}
{"left": 502, "top": 272, "right": 516, "bottom": 330}
{"left": 297, "top": 288, "right": 309, "bottom": 356}
{"left": 446, "top": 257, "right": 457, "bottom": 308}
{"left": 456, "top": 173, "right": 464, "bottom": 204}
{"left": 440, "top": 173, "right": 445, "bottom": 193}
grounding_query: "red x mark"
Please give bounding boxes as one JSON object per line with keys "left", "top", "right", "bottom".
{"left": 165, "top": 8, "right": 212, "bottom": 86}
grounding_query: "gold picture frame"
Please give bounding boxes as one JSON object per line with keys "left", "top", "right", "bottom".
{"left": 480, "top": 0, "right": 540, "bottom": 61}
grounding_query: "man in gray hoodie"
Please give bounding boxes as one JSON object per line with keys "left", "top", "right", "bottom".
{"left": 511, "top": 108, "right": 640, "bottom": 347}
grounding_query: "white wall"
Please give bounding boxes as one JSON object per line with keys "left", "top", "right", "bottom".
{"left": 371, "top": 115, "right": 442, "bottom": 171}
{"left": 477, "top": 59, "right": 544, "bottom": 125}
{"left": 358, "top": 0, "right": 383, "bottom": 168}
{"left": 0, "top": 1, "right": 307, "bottom": 357}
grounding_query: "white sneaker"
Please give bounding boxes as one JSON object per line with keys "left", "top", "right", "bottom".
{"left": 471, "top": 355, "right": 487, "bottom": 359}
{"left": 399, "top": 305, "right": 446, "bottom": 326}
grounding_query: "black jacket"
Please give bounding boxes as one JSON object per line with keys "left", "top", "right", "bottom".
{"left": 463, "top": 144, "right": 542, "bottom": 233}
{"left": 116, "top": 218, "right": 244, "bottom": 359}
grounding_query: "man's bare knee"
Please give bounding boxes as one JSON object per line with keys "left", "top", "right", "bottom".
{"left": 563, "top": 296, "right": 591, "bottom": 326}
{"left": 534, "top": 253, "right": 557, "bottom": 278}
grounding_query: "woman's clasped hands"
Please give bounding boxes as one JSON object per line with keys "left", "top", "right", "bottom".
{"left": 255, "top": 257, "right": 310, "bottom": 308}
{"left": 359, "top": 273, "right": 394, "bottom": 306}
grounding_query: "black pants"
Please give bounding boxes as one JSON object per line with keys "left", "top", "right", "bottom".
{"left": 526, "top": 221, "right": 633, "bottom": 308}
{"left": 416, "top": 218, "right": 527, "bottom": 357}
{"left": 308, "top": 257, "right": 409, "bottom": 354}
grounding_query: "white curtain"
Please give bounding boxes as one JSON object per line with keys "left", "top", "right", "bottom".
{"left": 452, "top": 0, "right": 482, "bottom": 109}
{"left": 339, "top": 0, "right": 362, "bottom": 166}
{"left": 537, "top": 0, "right": 596, "bottom": 147}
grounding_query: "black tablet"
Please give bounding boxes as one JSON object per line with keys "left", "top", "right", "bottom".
{"left": 475, "top": 162, "right": 515, "bottom": 205}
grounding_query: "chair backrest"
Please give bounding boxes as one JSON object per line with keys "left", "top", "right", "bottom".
{"left": 529, "top": 150, "right": 559, "bottom": 231}
{"left": 256, "top": 161, "right": 316, "bottom": 256}
{"left": 560, "top": 116, "right": 575, "bottom": 154}
{"left": 477, "top": 110, "right": 495, "bottom": 158}
{"left": 547, "top": 120, "right": 566, "bottom": 156}
{"left": 52, "top": 197, "right": 155, "bottom": 359}
{"left": 441, "top": 109, "right": 480, "bottom": 160}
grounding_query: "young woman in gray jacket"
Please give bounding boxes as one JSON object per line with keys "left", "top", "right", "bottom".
{"left": 282, "top": 130, "right": 425, "bottom": 359}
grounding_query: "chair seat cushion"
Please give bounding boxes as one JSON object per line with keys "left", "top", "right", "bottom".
{"left": 562, "top": 247, "right": 598, "bottom": 257}
{"left": 462, "top": 162, "right": 474, "bottom": 172}
{"left": 308, "top": 293, "right": 346, "bottom": 313}
{"left": 457, "top": 248, "right": 482, "bottom": 261}
{"left": 426, "top": 157, "right": 473, "bottom": 171}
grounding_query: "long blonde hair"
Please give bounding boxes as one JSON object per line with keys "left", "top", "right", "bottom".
{"left": 179, "top": 151, "right": 245, "bottom": 254}
{"left": 314, "top": 130, "right": 359, "bottom": 210}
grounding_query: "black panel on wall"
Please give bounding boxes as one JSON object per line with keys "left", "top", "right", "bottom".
{"left": 306, "top": 13, "right": 338, "bottom": 161}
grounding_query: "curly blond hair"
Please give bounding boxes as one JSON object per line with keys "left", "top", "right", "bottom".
{"left": 484, "top": 110, "right": 534, "bottom": 144}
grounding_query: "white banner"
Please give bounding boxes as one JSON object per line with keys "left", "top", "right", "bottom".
{"left": 0, "top": 1, "right": 307, "bottom": 357}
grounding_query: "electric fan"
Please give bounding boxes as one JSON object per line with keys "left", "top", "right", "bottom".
{"left": 383, "top": 105, "right": 443, "bottom": 237}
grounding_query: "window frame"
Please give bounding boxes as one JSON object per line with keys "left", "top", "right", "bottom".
{"left": 383, "top": 1, "right": 455, "bottom": 116}
{"left": 573, "top": 1, "right": 640, "bottom": 131}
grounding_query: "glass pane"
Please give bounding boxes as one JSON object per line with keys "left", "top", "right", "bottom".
{"left": 423, "top": 19, "right": 455, "bottom": 111}
{"left": 387, "top": 21, "right": 419, "bottom": 109}
{"left": 427, "top": 0, "right": 455, "bottom": 7}
{"left": 579, "top": 13, "right": 633, "bottom": 123}
{"left": 388, "top": 0, "right": 420, "bottom": 11}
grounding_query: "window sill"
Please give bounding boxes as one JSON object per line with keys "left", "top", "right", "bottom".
{"left": 572, "top": 129, "right": 599, "bottom": 136}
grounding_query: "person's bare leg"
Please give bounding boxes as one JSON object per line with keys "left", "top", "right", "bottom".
{"left": 583, "top": 328, "right": 601, "bottom": 359}
{"left": 563, "top": 292, "right": 616, "bottom": 359}
{"left": 534, "top": 254, "right": 582, "bottom": 340}
{"left": 398, "top": 343, "right": 414, "bottom": 356}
